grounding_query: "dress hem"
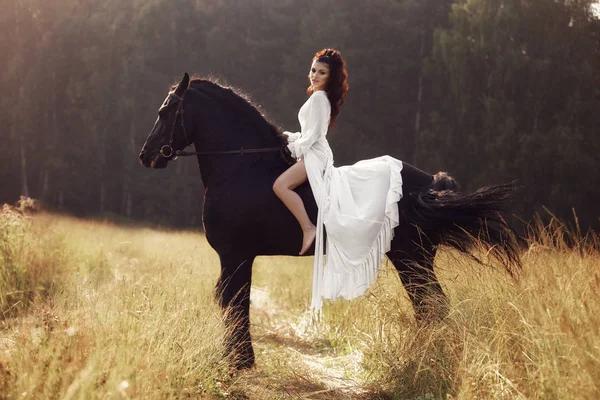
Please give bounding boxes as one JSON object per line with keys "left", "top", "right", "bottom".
{"left": 311, "top": 158, "right": 404, "bottom": 310}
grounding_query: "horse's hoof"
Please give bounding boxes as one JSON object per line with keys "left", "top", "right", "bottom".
{"left": 227, "top": 349, "right": 255, "bottom": 372}
{"left": 415, "top": 305, "right": 449, "bottom": 324}
{"left": 232, "top": 357, "right": 255, "bottom": 371}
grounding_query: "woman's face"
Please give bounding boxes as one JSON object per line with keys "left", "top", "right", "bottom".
{"left": 309, "top": 60, "right": 329, "bottom": 92}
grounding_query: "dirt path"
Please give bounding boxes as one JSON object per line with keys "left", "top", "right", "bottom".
{"left": 226, "top": 287, "right": 375, "bottom": 399}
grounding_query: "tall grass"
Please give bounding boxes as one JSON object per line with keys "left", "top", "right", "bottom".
{"left": 0, "top": 205, "right": 68, "bottom": 319}
{"left": 248, "top": 216, "right": 600, "bottom": 399}
{"left": 0, "top": 212, "right": 229, "bottom": 399}
{"left": 1, "top": 209, "right": 599, "bottom": 399}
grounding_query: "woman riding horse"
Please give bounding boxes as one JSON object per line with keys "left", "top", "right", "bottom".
{"left": 138, "top": 67, "right": 520, "bottom": 369}
{"left": 273, "top": 48, "right": 408, "bottom": 311}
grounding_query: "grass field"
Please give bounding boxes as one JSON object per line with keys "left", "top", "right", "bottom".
{"left": 1, "top": 206, "right": 599, "bottom": 399}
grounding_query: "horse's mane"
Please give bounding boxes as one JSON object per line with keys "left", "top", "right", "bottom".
{"left": 186, "top": 78, "right": 286, "bottom": 145}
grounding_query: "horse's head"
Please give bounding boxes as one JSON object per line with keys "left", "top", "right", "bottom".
{"left": 140, "top": 74, "right": 290, "bottom": 183}
{"left": 139, "top": 73, "right": 193, "bottom": 169}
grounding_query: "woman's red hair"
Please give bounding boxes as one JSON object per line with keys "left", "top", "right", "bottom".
{"left": 307, "top": 48, "right": 349, "bottom": 128}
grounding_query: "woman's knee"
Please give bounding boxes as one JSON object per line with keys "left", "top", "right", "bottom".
{"left": 274, "top": 161, "right": 306, "bottom": 195}
{"left": 273, "top": 177, "right": 287, "bottom": 196}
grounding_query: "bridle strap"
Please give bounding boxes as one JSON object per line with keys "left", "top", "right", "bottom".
{"left": 176, "top": 147, "right": 281, "bottom": 157}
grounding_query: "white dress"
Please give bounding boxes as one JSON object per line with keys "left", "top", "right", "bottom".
{"left": 285, "top": 90, "right": 404, "bottom": 311}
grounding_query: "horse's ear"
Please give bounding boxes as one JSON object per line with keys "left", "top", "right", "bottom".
{"left": 175, "top": 73, "right": 190, "bottom": 96}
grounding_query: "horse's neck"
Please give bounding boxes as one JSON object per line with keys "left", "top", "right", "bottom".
{"left": 194, "top": 120, "right": 284, "bottom": 189}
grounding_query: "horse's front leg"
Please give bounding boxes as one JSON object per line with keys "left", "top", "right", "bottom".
{"left": 215, "top": 253, "right": 255, "bottom": 369}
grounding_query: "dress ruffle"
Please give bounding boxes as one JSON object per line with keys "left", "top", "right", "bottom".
{"left": 286, "top": 92, "right": 405, "bottom": 312}
{"left": 311, "top": 157, "right": 403, "bottom": 310}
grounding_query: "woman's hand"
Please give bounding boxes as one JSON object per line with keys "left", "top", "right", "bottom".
{"left": 284, "top": 131, "right": 301, "bottom": 143}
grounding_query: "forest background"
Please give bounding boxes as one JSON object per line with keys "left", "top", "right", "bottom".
{"left": 1, "top": 0, "right": 599, "bottom": 231}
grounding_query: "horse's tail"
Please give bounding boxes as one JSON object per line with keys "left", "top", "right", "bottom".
{"left": 405, "top": 172, "right": 522, "bottom": 275}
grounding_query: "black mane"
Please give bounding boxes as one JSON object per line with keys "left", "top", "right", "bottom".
{"left": 188, "top": 78, "right": 286, "bottom": 146}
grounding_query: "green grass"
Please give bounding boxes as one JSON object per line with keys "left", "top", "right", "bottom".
{"left": 1, "top": 208, "right": 599, "bottom": 399}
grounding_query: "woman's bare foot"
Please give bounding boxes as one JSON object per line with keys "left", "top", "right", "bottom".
{"left": 299, "top": 225, "right": 317, "bottom": 255}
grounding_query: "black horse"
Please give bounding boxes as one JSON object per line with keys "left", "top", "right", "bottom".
{"left": 139, "top": 73, "right": 520, "bottom": 370}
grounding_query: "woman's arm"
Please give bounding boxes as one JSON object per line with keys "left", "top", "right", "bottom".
{"left": 287, "top": 93, "right": 331, "bottom": 159}
{"left": 283, "top": 131, "right": 302, "bottom": 143}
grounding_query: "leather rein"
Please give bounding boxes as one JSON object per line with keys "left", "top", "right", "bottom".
{"left": 159, "top": 88, "right": 284, "bottom": 160}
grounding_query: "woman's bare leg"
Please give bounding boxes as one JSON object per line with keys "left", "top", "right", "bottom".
{"left": 273, "top": 160, "right": 317, "bottom": 255}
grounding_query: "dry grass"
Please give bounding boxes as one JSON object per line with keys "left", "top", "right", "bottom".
{"left": 1, "top": 209, "right": 599, "bottom": 399}
{"left": 0, "top": 212, "right": 228, "bottom": 399}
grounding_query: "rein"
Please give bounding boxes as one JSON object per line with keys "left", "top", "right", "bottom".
{"left": 159, "top": 87, "right": 284, "bottom": 160}
{"left": 176, "top": 147, "right": 282, "bottom": 156}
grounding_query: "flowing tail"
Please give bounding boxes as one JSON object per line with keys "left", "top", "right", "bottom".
{"left": 404, "top": 172, "right": 522, "bottom": 275}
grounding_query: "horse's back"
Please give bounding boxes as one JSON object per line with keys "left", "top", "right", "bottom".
{"left": 400, "top": 161, "right": 434, "bottom": 194}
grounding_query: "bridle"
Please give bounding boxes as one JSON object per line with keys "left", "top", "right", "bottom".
{"left": 158, "top": 91, "right": 189, "bottom": 159}
{"left": 158, "top": 87, "right": 286, "bottom": 161}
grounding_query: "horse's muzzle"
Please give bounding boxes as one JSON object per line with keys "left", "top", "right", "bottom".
{"left": 139, "top": 149, "right": 167, "bottom": 168}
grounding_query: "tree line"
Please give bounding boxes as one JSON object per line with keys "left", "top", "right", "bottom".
{"left": 1, "top": 0, "right": 598, "bottom": 230}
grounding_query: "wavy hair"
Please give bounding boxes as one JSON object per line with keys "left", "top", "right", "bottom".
{"left": 307, "top": 48, "right": 349, "bottom": 128}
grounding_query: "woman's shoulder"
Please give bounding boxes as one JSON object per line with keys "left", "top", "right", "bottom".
{"left": 310, "top": 90, "right": 330, "bottom": 105}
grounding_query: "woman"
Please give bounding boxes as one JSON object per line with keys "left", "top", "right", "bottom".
{"left": 273, "top": 49, "right": 404, "bottom": 310}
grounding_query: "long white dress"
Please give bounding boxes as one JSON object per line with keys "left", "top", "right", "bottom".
{"left": 285, "top": 90, "right": 404, "bottom": 311}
